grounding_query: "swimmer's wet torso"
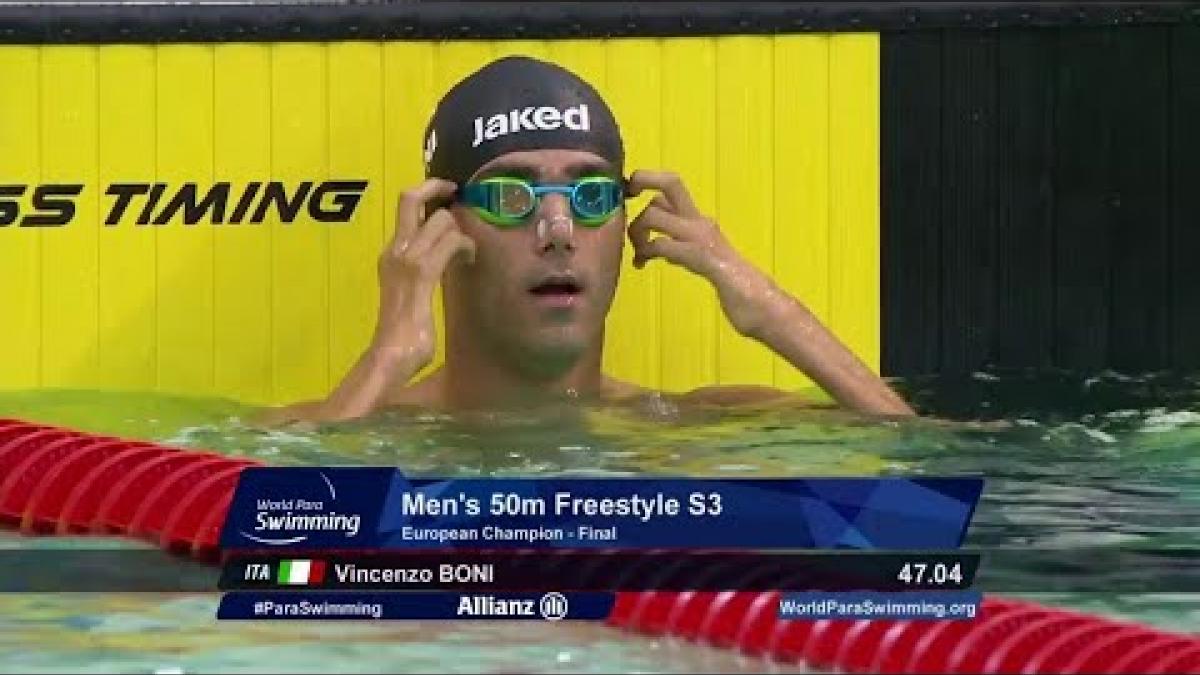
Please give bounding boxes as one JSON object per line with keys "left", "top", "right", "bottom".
{"left": 265, "top": 56, "right": 913, "bottom": 423}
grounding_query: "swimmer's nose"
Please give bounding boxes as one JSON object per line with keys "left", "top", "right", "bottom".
{"left": 536, "top": 215, "right": 575, "bottom": 254}
{"left": 535, "top": 194, "right": 575, "bottom": 254}
{"left": 538, "top": 192, "right": 571, "bottom": 221}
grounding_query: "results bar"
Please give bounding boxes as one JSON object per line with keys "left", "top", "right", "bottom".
{"left": 220, "top": 551, "right": 978, "bottom": 592}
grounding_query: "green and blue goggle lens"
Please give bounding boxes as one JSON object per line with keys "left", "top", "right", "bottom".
{"left": 459, "top": 176, "right": 625, "bottom": 228}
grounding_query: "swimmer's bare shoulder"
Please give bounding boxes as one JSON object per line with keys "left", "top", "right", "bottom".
{"left": 254, "top": 375, "right": 829, "bottom": 428}
{"left": 250, "top": 371, "right": 442, "bottom": 428}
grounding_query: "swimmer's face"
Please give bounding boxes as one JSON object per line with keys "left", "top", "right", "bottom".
{"left": 442, "top": 149, "right": 625, "bottom": 370}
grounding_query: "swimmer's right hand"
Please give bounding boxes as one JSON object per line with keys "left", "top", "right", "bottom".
{"left": 261, "top": 180, "right": 474, "bottom": 424}
{"left": 373, "top": 178, "right": 476, "bottom": 367}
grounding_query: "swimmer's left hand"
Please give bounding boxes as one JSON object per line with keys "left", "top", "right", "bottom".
{"left": 627, "top": 170, "right": 776, "bottom": 338}
{"left": 627, "top": 170, "right": 915, "bottom": 417}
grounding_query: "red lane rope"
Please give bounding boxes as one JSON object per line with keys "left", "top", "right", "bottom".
{"left": 1, "top": 419, "right": 1196, "bottom": 673}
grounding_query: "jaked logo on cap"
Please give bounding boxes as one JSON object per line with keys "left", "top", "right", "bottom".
{"left": 472, "top": 103, "right": 590, "bottom": 148}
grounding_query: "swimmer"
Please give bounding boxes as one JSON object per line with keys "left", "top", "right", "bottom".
{"left": 268, "top": 56, "right": 914, "bottom": 422}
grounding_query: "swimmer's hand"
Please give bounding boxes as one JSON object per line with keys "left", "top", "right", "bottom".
{"left": 627, "top": 170, "right": 913, "bottom": 418}
{"left": 374, "top": 179, "right": 476, "bottom": 365}
{"left": 626, "top": 170, "right": 776, "bottom": 338}
{"left": 263, "top": 179, "right": 475, "bottom": 424}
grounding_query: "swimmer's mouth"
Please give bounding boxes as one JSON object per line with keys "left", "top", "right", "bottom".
{"left": 528, "top": 276, "right": 584, "bottom": 296}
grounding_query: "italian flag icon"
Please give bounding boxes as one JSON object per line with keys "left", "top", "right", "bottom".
{"left": 277, "top": 559, "right": 326, "bottom": 585}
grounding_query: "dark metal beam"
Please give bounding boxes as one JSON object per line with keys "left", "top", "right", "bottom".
{"left": 0, "top": 2, "right": 1197, "bottom": 44}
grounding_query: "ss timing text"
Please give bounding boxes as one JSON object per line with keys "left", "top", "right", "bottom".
{"left": 0, "top": 181, "right": 368, "bottom": 227}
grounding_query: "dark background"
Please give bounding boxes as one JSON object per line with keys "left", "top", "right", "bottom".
{"left": 882, "top": 23, "right": 1200, "bottom": 376}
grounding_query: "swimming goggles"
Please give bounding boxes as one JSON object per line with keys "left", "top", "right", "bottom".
{"left": 458, "top": 176, "right": 625, "bottom": 228}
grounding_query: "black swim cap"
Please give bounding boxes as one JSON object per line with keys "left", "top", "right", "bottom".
{"left": 422, "top": 56, "right": 625, "bottom": 185}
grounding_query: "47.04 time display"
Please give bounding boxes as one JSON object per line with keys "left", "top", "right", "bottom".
{"left": 897, "top": 562, "right": 964, "bottom": 586}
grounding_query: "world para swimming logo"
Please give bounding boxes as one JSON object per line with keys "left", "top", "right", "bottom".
{"left": 236, "top": 470, "right": 363, "bottom": 546}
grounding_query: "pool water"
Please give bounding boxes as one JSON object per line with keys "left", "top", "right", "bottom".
{"left": 2, "top": 370, "right": 1199, "bottom": 672}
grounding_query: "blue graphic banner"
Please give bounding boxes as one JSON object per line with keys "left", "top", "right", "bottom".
{"left": 217, "top": 591, "right": 613, "bottom": 621}
{"left": 219, "top": 468, "right": 982, "bottom": 551}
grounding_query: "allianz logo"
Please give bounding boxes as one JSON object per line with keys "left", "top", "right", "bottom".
{"left": 472, "top": 103, "right": 590, "bottom": 148}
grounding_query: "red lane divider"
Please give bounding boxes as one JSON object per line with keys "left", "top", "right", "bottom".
{"left": 94, "top": 451, "right": 223, "bottom": 534}
{"left": 733, "top": 590, "right": 784, "bottom": 657}
{"left": 0, "top": 419, "right": 1196, "bottom": 674}
{"left": 1151, "top": 645, "right": 1200, "bottom": 674}
{"left": 1023, "top": 622, "right": 1132, "bottom": 673}
{"left": 981, "top": 614, "right": 1093, "bottom": 674}
{"left": 129, "top": 455, "right": 250, "bottom": 538}
{"left": 947, "top": 606, "right": 1071, "bottom": 673}
{"left": 190, "top": 488, "right": 238, "bottom": 560}
{"left": 0, "top": 428, "right": 74, "bottom": 523}
{"left": 834, "top": 619, "right": 898, "bottom": 672}
{"left": 58, "top": 445, "right": 173, "bottom": 533}
{"left": 161, "top": 462, "right": 253, "bottom": 554}
{"left": 696, "top": 591, "right": 757, "bottom": 649}
{"left": 21, "top": 438, "right": 148, "bottom": 533}
{"left": 0, "top": 434, "right": 100, "bottom": 522}
{"left": 664, "top": 590, "right": 717, "bottom": 641}
{"left": 1107, "top": 636, "right": 1199, "bottom": 674}
{"left": 1065, "top": 627, "right": 1171, "bottom": 674}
